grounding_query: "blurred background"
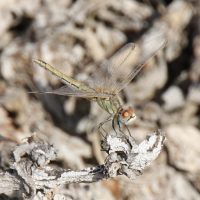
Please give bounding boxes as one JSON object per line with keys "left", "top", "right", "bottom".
{"left": 0, "top": 0, "right": 200, "bottom": 199}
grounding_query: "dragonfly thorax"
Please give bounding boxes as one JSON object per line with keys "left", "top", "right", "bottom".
{"left": 118, "top": 107, "right": 136, "bottom": 125}
{"left": 96, "top": 95, "right": 122, "bottom": 116}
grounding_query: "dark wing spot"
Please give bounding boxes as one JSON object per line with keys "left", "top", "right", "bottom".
{"left": 116, "top": 77, "right": 123, "bottom": 84}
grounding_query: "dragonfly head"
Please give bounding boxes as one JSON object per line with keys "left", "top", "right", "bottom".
{"left": 118, "top": 107, "right": 136, "bottom": 125}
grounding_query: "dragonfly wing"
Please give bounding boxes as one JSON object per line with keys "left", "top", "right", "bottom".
{"left": 29, "top": 85, "right": 111, "bottom": 98}
{"left": 84, "top": 36, "right": 167, "bottom": 94}
{"left": 83, "top": 43, "right": 136, "bottom": 92}
{"left": 32, "top": 58, "right": 111, "bottom": 98}
{"left": 52, "top": 85, "right": 111, "bottom": 98}
{"left": 103, "top": 36, "right": 168, "bottom": 93}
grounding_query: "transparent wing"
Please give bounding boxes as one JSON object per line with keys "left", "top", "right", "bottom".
{"left": 84, "top": 36, "right": 167, "bottom": 94}
{"left": 84, "top": 43, "right": 136, "bottom": 92}
{"left": 31, "top": 58, "right": 111, "bottom": 98}
{"left": 51, "top": 85, "right": 111, "bottom": 97}
{"left": 29, "top": 84, "right": 111, "bottom": 98}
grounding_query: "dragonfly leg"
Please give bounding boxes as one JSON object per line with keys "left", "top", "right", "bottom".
{"left": 98, "top": 117, "right": 112, "bottom": 138}
{"left": 118, "top": 121, "right": 126, "bottom": 135}
{"left": 112, "top": 118, "right": 118, "bottom": 135}
{"left": 125, "top": 124, "right": 132, "bottom": 137}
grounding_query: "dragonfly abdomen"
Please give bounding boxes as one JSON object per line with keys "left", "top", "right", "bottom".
{"left": 32, "top": 58, "right": 88, "bottom": 91}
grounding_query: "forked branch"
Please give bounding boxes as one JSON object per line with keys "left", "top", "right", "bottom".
{"left": 0, "top": 130, "right": 165, "bottom": 199}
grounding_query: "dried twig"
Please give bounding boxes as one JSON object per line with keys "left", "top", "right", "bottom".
{"left": 0, "top": 130, "right": 165, "bottom": 199}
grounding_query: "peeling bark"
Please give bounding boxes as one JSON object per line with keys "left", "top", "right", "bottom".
{"left": 0, "top": 130, "right": 165, "bottom": 199}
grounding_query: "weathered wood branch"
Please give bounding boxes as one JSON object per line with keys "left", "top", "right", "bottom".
{"left": 0, "top": 130, "right": 165, "bottom": 199}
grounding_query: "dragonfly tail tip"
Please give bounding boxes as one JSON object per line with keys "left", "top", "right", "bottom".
{"left": 32, "top": 58, "right": 38, "bottom": 63}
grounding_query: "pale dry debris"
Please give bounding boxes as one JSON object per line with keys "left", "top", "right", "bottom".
{"left": 51, "top": 182, "right": 116, "bottom": 200}
{"left": 0, "top": 88, "right": 29, "bottom": 126}
{"left": 165, "top": 124, "right": 200, "bottom": 173}
{"left": 187, "top": 84, "right": 200, "bottom": 104}
{"left": 118, "top": 164, "right": 200, "bottom": 200}
{"left": 161, "top": 86, "right": 185, "bottom": 111}
{"left": 163, "top": 1, "right": 194, "bottom": 62}
{"left": 97, "top": 0, "right": 152, "bottom": 31}
{"left": 0, "top": 0, "right": 40, "bottom": 49}
{"left": 190, "top": 35, "right": 200, "bottom": 83}
{"left": 0, "top": 107, "right": 12, "bottom": 126}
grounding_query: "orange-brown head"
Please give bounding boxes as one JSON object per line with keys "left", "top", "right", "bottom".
{"left": 118, "top": 107, "right": 136, "bottom": 125}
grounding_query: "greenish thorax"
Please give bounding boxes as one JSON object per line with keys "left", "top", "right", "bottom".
{"left": 88, "top": 95, "right": 123, "bottom": 116}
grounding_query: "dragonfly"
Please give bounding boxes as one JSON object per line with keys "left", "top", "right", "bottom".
{"left": 30, "top": 36, "right": 168, "bottom": 136}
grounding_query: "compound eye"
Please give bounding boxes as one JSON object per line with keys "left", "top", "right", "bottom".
{"left": 128, "top": 107, "right": 135, "bottom": 114}
{"left": 118, "top": 107, "right": 137, "bottom": 124}
{"left": 121, "top": 110, "right": 131, "bottom": 119}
